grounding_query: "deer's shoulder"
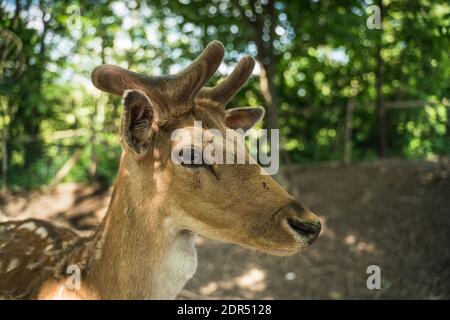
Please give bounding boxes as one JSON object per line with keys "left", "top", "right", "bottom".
{"left": 0, "top": 219, "right": 82, "bottom": 299}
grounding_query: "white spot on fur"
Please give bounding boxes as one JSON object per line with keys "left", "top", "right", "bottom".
{"left": 35, "top": 227, "right": 48, "bottom": 239}
{"left": 18, "top": 221, "right": 37, "bottom": 231}
{"left": 6, "top": 258, "right": 19, "bottom": 272}
{"left": 44, "top": 244, "right": 53, "bottom": 253}
{"left": 27, "top": 261, "right": 41, "bottom": 270}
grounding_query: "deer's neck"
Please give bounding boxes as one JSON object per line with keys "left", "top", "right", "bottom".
{"left": 80, "top": 178, "right": 198, "bottom": 299}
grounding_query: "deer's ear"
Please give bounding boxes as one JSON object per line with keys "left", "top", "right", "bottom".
{"left": 121, "top": 90, "right": 155, "bottom": 157}
{"left": 225, "top": 107, "right": 265, "bottom": 132}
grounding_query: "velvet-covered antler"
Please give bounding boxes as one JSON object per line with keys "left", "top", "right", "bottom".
{"left": 91, "top": 41, "right": 225, "bottom": 118}
{"left": 196, "top": 55, "right": 255, "bottom": 106}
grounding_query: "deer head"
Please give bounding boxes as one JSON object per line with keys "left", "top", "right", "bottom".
{"left": 91, "top": 41, "right": 321, "bottom": 257}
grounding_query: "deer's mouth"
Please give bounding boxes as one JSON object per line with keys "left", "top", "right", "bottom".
{"left": 243, "top": 216, "right": 321, "bottom": 256}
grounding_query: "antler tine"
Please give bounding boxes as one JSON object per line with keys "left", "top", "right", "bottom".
{"left": 197, "top": 55, "right": 255, "bottom": 105}
{"left": 175, "top": 40, "right": 225, "bottom": 101}
{"left": 91, "top": 41, "right": 225, "bottom": 109}
{"left": 91, "top": 65, "right": 152, "bottom": 97}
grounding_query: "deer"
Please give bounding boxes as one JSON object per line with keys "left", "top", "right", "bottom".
{"left": 0, "top": 41, "right": 321, "bottom": 299}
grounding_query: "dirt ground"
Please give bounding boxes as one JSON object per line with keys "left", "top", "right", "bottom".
{"left": 1, "top": 159, "right": 449, "bottom": 299}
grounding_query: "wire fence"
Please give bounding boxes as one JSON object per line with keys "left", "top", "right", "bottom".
{"left": 1, "top": 133, "right": 121, "bottom": 190}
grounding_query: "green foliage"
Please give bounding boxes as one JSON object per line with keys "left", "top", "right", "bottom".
{"left": 0, "top": 0, "right": 449, "bottom": 189}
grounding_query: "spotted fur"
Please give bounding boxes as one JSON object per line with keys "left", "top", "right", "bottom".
{"left": 0, "top": 219, "right": 88, "bottom": 299}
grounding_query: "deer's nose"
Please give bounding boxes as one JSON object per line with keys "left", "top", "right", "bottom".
{"left": 283, "top": 200, "right": 321, "bottom": 244}
{"left": 287, "top": 218, "right": 321, "bottom": 244}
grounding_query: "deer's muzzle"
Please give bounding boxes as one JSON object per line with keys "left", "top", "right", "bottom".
{"left": 281, "top": 201, "right": 321, "bottom": 246}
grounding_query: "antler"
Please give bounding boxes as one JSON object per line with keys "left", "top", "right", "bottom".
{"left": 196, "top": 55, "right": 255, "bottom": 105}
{"left": 91, "top": 41, "right": 225, "bottom": 113}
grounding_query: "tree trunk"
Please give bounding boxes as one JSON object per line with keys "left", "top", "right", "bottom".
{"left": 24, "top": 0, "right": 48, "bottom": 166}
{"left": 88, "top": 123, "right": 98, "bottom": 181}
{"left": 251, "top": 0, "right": 299, "bottom": 194}
{"left": 343, "top": 100, "right": 354, "bottom": 165}
{"left": 375, "top": 45, "right": 387, "bottom": 158}
{"left": 375, "top": 0, "right": 387, "bottom": 158}
{"left": 13, "top": 0, "right": 21, "bottom": 28}
{"left": 258, "top": 61, "right": 279, "bottom": 129}
{"left": 89, "top": 40, "right": 108, "bottom": 182}
{"left": 255, "top": 0, "right": 279, "bottom": 132}
{"left": 1, "top": 124, "right": 8, "bottom": 192}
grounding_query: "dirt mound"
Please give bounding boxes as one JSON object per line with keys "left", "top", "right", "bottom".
{"left": 1, "top": 159, "right": 449, "bottom": 299}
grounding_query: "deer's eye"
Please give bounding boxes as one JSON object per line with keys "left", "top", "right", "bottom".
{"left": 180, "top": 148, "right": 204, "bottom": 168}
